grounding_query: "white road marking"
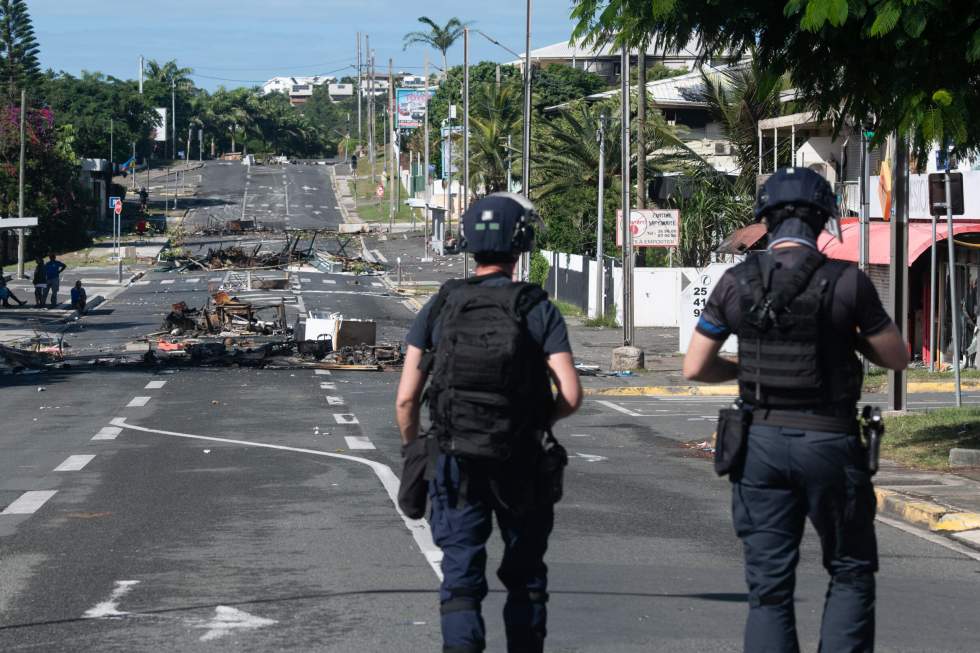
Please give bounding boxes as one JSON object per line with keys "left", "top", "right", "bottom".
{"left": 314, "top": 369, "right": 331, "bottom": 375}
{"left": 134, "top": 280, "right": 151, "bottom": 286}
{"left": 82, "top": 580, "right": 140, "bottom": 619}
{"left": 144, "top": 380, "right": 166, "bottom": 389}
{"left": 300, "top": 277, "right": 311, "bottom": 283}
{"left": 333, "top": 413, "right": 359, "bottom": 424}
{"left": 574, "top": 452, "right": 608, "bottom": 463}
{"left": 876, "top": 515, "right": 980, "bottom": 562}
{"left": 372, "top": 250, "right": 388, "bottom": 263}
{"left": 569, "top": 433, "right": 591, "bottom": 438}
{"left": 2, "top": 490, "right": 58, "bottom": 515}
{"left": 209, "top": 277, "right": 223, "bottom": 282}
{"left": 160, "top": 279, "right": 175, "bottom": 285}
{"left": 371, "top": 282, "right": 383, "bottom": 288}
{"left": 127, "top": 396, "right": 151, "bottom": 407}
{"left": 109, "top": 418, "right": 443, "bottom": 579}
{"left": 322, "top": 279, "right": 337, "bottom": 284}
{"left": 319, "top": 382, "right": 336, "bottom": 390}
{"left": 345, "top": 436, "right": 375, "bottom": 450}
{"left": 92, "top": 426, "right": 122, "bottom": 441}
{"left": 54, "top": 455, "right": 96, "bottom": 472}
{"left": 595, "top": 400, "right": 642, "bottom": 417}
{"left": 195, "top": 606, "right": 277, "bottom": 642}
{"left": 185, "top": 278, "right": 199, "bottom": 283}
{"left": 326, "top": 395, "right": 344, "bottom": 406}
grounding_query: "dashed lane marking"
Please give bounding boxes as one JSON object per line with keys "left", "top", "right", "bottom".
{"left": 595, "top": 400, "right": 642, "bottom": 417}
{"left": 92, "top": 426, "right": 122, "bottom": 441}
{"left": 127, "top": 396, "right": 152, "bottom": 408}
{"left": 82, "top": 580, "right": 140, "bottom": 619}
{"left": 160, "top": 279, "right": 175, "bottom": 285}
{"left": 326, "top": 396, "right": 344, "bottom": 406}
{"left": 185, "top": 278, "right": 199, "bottom": 283}
{"left": 333, "top": 413, "right": 359, "bottom": 425}
{"left": 54, "top": 455, "right": 96, "bottom": 472}
{"left": 1, "top": 490, "right": 58, "bottom": 515}
{"left": 322, "top": 279, "right": 337, "bottom": 284}
{"left": 371, "top": 282, "right": 383, "bottom": 288}
{"left": 320, "top": 382, "right": 336, "bottom": 390}
{"left": 144, "top": 380, "right": 167, "bottom": 389}
{"left": 315, "top": 369, "right": 331, "bottom": 376}
{"left": 344, "top": 436, "right": 375, "bottom": 450}
{"left": 300, "top": 277, "right": 311, "bottom": 283}
{"left": 109, "top": 418, "right": 443, "bottom": 579}
{"left": 134, "top": 280, "right": 151, "bottom": 286}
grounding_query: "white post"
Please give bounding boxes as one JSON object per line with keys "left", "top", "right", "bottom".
{"left": 621, "top": 47, "right": 633, "bottom": 345}
{"left": 519, "top": 0, "right": 533, "bottom": 280}
{"left": 595, "top": 113, "right": 606, "bottom": 319}
{"left": 424, "top": 55, "right": 431, "bottom": 261}
{"left": 946, "top": 170, "right": 962, "bottom": 405}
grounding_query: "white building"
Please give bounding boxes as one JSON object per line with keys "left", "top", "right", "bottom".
{"left": 262, "top": 76, "right": 335, "bottom": 106}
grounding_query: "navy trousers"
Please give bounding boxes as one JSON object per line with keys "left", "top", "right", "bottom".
{"left": 732, "top": 424, "right": 878, "bottom": 653}
{"left": 429, "top": 454, "right": 554, "bottom": 653}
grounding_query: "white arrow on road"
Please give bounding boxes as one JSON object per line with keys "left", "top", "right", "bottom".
{"left": 194, "top": 606, "right": 277, "bottom": 641}
{"left": 82, "top": 580, "right": 140, "bottom": 618}
{"left": 574, "top": 452, "right": 608, "bottom": 463}
{"left": 300, "top": 185, "right": 318, "bottom": 192}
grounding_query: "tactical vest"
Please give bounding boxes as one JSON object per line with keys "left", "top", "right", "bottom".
{"left": 734, "top": 250, "right": 863, "bottom": 417}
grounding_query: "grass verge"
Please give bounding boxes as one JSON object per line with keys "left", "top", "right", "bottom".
{"left": 583, "top": 312, "right": 619, "bottom": 328}
{"left": 882, "top": 407, "right": 980, "bottom": 470}
{"left": 552, "top": 299, "right": 583, "bottom": 318}
{"left": 864, "top": 367, "right": 980, "bottom": 392}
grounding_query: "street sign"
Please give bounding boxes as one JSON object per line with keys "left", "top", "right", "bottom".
{"left": 616, "top": 209, "right": 681, "bottom": 248}
{"left": 109, "top": 196, "right": 121, "bottom": 209}
{"left": 114, "top": 201, "right": 123, "bottom": 216}
{"left": 679, "top": 263, "right": 736, "bottom": 354}
{"left": 0, "top": 217, "right": 38, "bottom": 229}
{"left": 928, "top": 172, "right": 964, "bottom": 216}
{"left": 375, "top": 184, "right": 384, "bottom": 199}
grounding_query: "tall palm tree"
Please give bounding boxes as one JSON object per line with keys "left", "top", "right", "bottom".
{"left": 468, "top": 82, "right": 522, "bottom": 194}
{"left": 143, "top": 59, "right": 193, "bottom": 90}
{"left": 403, "top": 17, "right": 470, "bottom": 80}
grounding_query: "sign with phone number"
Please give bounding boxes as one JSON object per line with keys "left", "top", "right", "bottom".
{"left": 679, "top": 263, "right": 737, "bottom": 354}
{"left": 616, "top": 209, "right": 680, "bottom": 248}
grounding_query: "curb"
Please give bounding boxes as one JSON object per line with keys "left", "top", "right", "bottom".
{"left": 585, "top": 381, "right": 980, "bottom": 397}
{"left": 874, "top": 488, "right": 980, "bottom": 533}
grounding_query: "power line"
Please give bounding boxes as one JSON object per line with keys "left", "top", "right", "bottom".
{"left": 191, "top": 58, "right": 355, "bottom": 72}
{"left": 189, "top": 65, "right": 356, "bottom": 85}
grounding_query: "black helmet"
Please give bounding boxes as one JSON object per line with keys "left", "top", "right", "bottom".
{"left": 460, "top": 193, "right": 541, "bottom": 255}
{"left": 755, "top": 167, "right": 841, "bottom": 241}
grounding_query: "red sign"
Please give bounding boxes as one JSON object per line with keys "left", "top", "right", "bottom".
{"left": 114, "top": 200, "right": 123, "bottom": 216}
{"left": 616, "top": 209, "right": 681, "bottom": 248}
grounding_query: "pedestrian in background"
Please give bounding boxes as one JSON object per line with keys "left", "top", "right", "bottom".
{"left": 683, "top": 167, "right": 908, "bottom": 652}
{"left": 43, "top": 253, "right": 66, "bottom": 307}
{"left": 32, "top": 257, "right": 47, "bottom": 307}
{"left": 0, "top": 269, "right": 27, "bottom": 307}
{"left": 396, "top": 193, "right": 582, "bottom": 653}
{"left": 70, "top": 280, "right": 87, "bottom": 312}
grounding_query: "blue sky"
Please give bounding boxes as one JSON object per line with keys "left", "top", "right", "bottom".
{"left": 30, "top": 1, "right": 580, "bottom": 90}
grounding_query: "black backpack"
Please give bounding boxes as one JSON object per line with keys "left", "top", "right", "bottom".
{"left": 421, "top": 274, "right": 553, "bottom": 461}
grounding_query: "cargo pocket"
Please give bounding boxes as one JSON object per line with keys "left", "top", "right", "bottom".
{"left": 844, "top": 465, "right": 876, "bottom": 526}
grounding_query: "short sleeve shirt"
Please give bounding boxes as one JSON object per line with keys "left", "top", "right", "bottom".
{"left": 696, "top": 248, "right": 893, "bottom": 342}
{"left": 405, "top": 275, "right": 573, "bottom": 356}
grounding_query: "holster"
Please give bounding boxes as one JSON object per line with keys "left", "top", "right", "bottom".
{"left": 535, "top": 430, "right": 568, "bottom": 505}
{"left": 714, "top": 407, "right": 752, "bottom": 478}
{"left": 398, "top": 437, "right": 437, "bottom": 519}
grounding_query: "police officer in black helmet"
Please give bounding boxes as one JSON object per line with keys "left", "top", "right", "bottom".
{"left": 683, "top": 167, "right": 908, "bottom": 652}
{"left": 396, "top": 193, "right": 582, "bottom": 653}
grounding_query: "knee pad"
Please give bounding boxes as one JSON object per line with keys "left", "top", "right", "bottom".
{"left": 441, "top": 587, "right": 483, "bottom": 615}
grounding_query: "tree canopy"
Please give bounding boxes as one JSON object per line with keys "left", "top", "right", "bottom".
{"left": 0, "top": 0, "right": 39, "bottom": 101}
{"left": 571, "top": 0, "right": 980, "bottom": 153}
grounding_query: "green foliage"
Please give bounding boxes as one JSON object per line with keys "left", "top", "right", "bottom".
{"left": 667, "top": 166, "right": 753, "bottom": 267}
{"left": 403, "top": 16, "right": 471, "bottom": 74}
{"left": 570, "top": 0, "right": 980, "bottom": 155}
{"left": 583, "top": 311, "right": 619, "bottom": 328}
{"left": 529, "top": 249, "right": 549, "bottom": 287}
{"left": 552, "top": 299, "right": 583, "bottom": 317}
{"left": 0, "top": 0, "right": 39, "bottom": 101}
{"left": 532, "top": 65, "right": 606, "bottom": 112}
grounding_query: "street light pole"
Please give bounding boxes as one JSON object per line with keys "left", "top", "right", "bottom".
{"left": 463, "top": 28, "right": 470, "bottom": 278}
{"left": 356, "top": 32, "right": 362, "bottom": 153}
{"left": 945, "top": 165, "right": 962, "bottom": 406}
{"left": 423, "top": 55, "right": 431, "bottom": 262}
{"left": 595, "top": 112, "right": 606, "bottom": 320}
{"left": 620, "top": 46, "right": 633, "bottom": 346}
{"left": 388, "top": 57, "right": 395, "bottom": 235}
{"left": 171, "top": 78, "right": 177, "bottom": 210}
{"left": 520, "top": 0, "right": 533, "bottom": 280}
{"left": 16, "top": 89, "right": 26, "bottom": 278}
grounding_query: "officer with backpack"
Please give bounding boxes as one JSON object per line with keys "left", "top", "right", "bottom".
{"left": 683, "top": 167, "right": 908, "bottom": 652}
{"left": 396, "top": 192, "right": 582, "bottom": 653}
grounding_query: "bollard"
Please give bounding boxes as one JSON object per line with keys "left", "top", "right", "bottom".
{"left": 396, "top": 257, "right": 402, "bottom": 286}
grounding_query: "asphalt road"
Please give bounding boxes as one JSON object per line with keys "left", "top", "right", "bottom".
{"left": 2, "top": 166, "right": 979, "bottom": 652}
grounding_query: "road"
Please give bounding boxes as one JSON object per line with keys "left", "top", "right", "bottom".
{"left": 1, "top": 163, "right": 978, "bottom": 652}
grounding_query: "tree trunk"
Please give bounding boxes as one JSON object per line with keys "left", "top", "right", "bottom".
{"left": 442, "top": 52, "right": 449, "bottom": 81}
{"left": 636, "top": 50, "right": 647, "bottom": 210}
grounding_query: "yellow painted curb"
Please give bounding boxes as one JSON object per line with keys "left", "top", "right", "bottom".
{"left": 875, "top": 488, "right": 980, "bottom": 533}
{"left": 585, "top": 385, "right": 739, "bottom": 397}
{"left": 906, "top": 380, "right": 980, "bottom": 393}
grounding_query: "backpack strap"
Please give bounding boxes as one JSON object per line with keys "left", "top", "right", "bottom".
{"left": 511, "top": 283, "right": 549, "bottom": 321}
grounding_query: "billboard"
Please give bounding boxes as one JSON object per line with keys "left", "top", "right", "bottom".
{"left": 616, "top": 209, "right": 681, "bottom": 248}
{"left": 153, "top": 108, "right": 167, "bottom": 142}
{"left": 440, "top": 125, "right": 463, "bottom": 180}
{"left": 396, "top": 88, "right": 434, "bottom": 130}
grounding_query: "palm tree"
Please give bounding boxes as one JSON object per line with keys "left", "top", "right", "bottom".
{"left": 403, "top": 17, "right": 470, "bottom": 80}
{"left": 468, "top": 82, "right": 522, "bottom": 194}
{"left": 693, "top": 60, "right": 785, "bottom": 193}
{"left": 0, "top": 0, "right": 40, "bottom": 101}
{"left": 143, "top": 59, "right": 193, "bottom": 90}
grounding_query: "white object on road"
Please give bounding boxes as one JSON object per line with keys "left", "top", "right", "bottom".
{"left": 82, "top": 580, "right": 140, "bottom": 619}
{"left": 333, "top": 413, "right": 359, "bottom": 425}
{"left": 1, "top": 490, "right": 58, "bottom": 515}
{"left": 344, "top": 436, "right": 375, "bottom": 450}
{"left": 126, "top": 396, "right": 151, "bottom": 407}
{"left": 54, "top": 455, "right": 96, "bottom": 472}
{"left": 326, "top": 396, "right": 344, "bottom": 406}
{"left": 195, "top": 606, "right": 277, "bottom": 642}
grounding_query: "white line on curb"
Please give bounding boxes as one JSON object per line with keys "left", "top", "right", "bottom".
{"left": 109, "top": 418, "right": 443, "bottom": 579}
{"left": 2, "top": 490, "right": 57, "bottom": 515}
{"left": 127, "top": 396, "right": 151, "bottom": 407}
{"left": 344, "top": 436, "right": 375, "bottom": 450}
{"left": 54, "top": 455, "right": 96, "bottom": 472}
{"left": 144, "top": 380, "right": 166, "bottom": 389}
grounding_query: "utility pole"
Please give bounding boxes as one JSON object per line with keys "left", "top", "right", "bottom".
{"left": 388, "top": 57, "right": 395, "bottom": 235}
{"left": 463, "top": 28, "right": 471, "bottom": 278}
{"left": 929, "top": 143, "right": 939, "bottom": 373}
{"left": 859, "top": 127, "right": 871, "bottom": 372}
{"left": 945, "top": 157, "right": 962, "bottom": 406}
{"left": 16, "top": 89, "right": 26, "bottom": 278}
{"left": 356, "top": 32, "right": 362, "bottom": 153}
{"left": 110, "top": 118, "right": 114, "bottom": 166}
{"left": 447, "top": 108, "right": 454, "bottom": 238}
{"left": 636, "top": 48, "right": 646, "bottom": 211}
{"left": 595, "top": 112, "right": 607, "bottom": 320}
{"left": 367, "top": 38, "right": 375, "bottom": 183}
{"left": 171, "top": 78, "right": 177, "bottom": 209}
{"left": 132, "top": 142, "right": 137, "bottom": 191}
{"left": 888, "top": 135, "right": 909, "bottom": 412}
{"left": 423, "top": 55, "right": 431, "bottom": 261}
{"left": 507, "top": 134, "right": 513, "bottom": 192}
{"left": 139, "top": 55, "right": 144, "bottom": 94}
{"left": 519, "top": 0, "right": 533, "bottom": 280}
{"left": 620, "top": 47, "right": 634, "bottom": 346}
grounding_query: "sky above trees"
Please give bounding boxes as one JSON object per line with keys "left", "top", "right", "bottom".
{"left": 28, "top": 0, "right": 577, "bottom": 91}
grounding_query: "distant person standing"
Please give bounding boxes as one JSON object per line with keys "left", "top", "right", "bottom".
{"left": 0, "top": 268, "right": 27, "bottom": 307}
{"left": 70, "top": 280, "right": 87, "bottom": 312}
{"left": 32, "top": 257, "right": 46, "bottom": 307}
{"left": 43, "top": 254, "right": 67, "bottom": 307}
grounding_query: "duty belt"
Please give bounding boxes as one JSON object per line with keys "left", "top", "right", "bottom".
{"left": 752, "top": 408, "right": 858, "bottom": 434}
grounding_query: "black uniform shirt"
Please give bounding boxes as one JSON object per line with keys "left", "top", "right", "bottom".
{"left": 405, "top": 275, "right": 572, "bottom": 355}
{"left": 696, "top": 248, "right": 893, "bottom": 342}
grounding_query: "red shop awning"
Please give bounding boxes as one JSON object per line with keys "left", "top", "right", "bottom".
{"left": 817, "top": 221, "right": 980, "bottom": 266}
